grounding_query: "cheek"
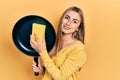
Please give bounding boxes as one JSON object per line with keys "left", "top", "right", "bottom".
{"left": 62, "top": 19, "right": 68, "bottom": 24}
{"left": 71, "top": 24, "right": 79, "bottom": 30}
{"left": 67, "top": 29, "right": 77, "bottom": 33}
{"left": 71, "top": 29, "right": 77, "bottom": 32}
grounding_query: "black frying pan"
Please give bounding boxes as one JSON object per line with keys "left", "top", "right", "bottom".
{"left": 12, "top": 15, "right": 56, "bottom": 76}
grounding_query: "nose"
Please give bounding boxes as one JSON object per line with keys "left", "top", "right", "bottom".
{"left": 66, "top": 20, "right": 72, "bottom": 26}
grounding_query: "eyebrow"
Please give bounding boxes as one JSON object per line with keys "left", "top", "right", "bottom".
{"left": 73, "top": 19, "right": 79, "bottom": 22}
{"left": 65, "top": 15, "right": 80, "bottom": 22}
{"left": 65, "top": 15, "right": 70, "bottom": 18}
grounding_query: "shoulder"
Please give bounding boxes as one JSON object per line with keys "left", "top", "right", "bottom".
{"left": 67, "top": 41, "right": 86, "bottom": 56}
{"left": 71, "top": 40, "right": 85, "bottom": 50}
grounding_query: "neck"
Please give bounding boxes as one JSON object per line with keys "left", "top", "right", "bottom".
{"left": 62, "top": 34, "right": 73, "bottom": 42}
{"left": 62, "top": 34, "right": 76, "bottom": 48}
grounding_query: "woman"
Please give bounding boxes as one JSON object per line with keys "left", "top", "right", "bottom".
{"left": 30, "top": 6, "right": 86, "bottom": 80}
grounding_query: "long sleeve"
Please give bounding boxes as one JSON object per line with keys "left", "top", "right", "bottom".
{"left": 40, "top": 43, "right": 86, "bottom": 80}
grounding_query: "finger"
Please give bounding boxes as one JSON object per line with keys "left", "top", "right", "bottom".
{"left": 32, "top": 63, "right": 37, "bottom": 68}
{"left": 38, "top": 58, "right": 42, "bottom": 67}
{"left": 33, "top": 67, "right": 40, "bottom": 72}
{"left": 33, "top": 66, "right": 42, "bottom": 73}
{"left": 33, "top": 60, "right": 40, "bottom": 68}
{"left": 30, "top": 39, "right": 36, "bottom": 47}
{"left": 30, "top": 35, "right": 32, "bottom": 45}
{"left": 32, "top": 64, "right": 40, "bottom": 71}
{"left": 33, "top": 64, "right": 42, "bottom": 72}
{"left": 37, "top": 58, "right": 40, "bottom": 63}
{"left": 33, "top": 61, "right": 36, "bottom": 65}
{"left": 30, "top": 35, "right": 33, "bottom": 40}
{"left": 34, "top": 33, "right": 39, "bottom": 42}
{"left": 38, "top": 66, "right": 43, "bottom": 71}
{"left": 42, "top": 36, "right": 46, "bottom": 45}
{"left": 30, "top": 41, "right": 35, "bottom": 49}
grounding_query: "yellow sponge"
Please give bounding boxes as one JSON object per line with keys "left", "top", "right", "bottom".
{"left": 32, "top": 23, "right": 46, "bottom": 42}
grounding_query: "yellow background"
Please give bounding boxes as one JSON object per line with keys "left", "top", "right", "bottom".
{"left": 0, "top": 0, "right": 120, "bottom": 80}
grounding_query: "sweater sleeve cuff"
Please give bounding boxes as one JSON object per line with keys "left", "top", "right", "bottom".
{"left": 40, "top": 50, "right": 49, "bottom": 59}
{"left": 40, "top": 50, "right": 52, "bottom": 66}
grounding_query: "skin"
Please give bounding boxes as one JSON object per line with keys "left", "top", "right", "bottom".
{"left": 61, "top": 10, "right": 81, "bottom": 48}
{"left": 30, "top": 10, "right": 82, "bottom": 73}
{"left": 62, "top": 11, "right": 81, "bottom": 34}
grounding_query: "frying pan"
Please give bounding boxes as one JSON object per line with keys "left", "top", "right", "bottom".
{"left": 12, "top": 15, "right": 56, "bottom": 76}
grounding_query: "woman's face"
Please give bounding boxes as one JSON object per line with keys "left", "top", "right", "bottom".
{"left": 61, "top": 10, "right": 81, "bottom": 35}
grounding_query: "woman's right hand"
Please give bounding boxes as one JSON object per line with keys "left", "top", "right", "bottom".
{"left": 32, "top": 59, "right": 43, "bottom": 73}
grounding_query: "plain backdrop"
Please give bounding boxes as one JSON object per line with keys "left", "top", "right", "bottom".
{"left": 0, "top": 0, "right": 120, "bottom": 80}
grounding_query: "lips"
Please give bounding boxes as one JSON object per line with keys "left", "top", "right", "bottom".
{"left": 63, "top": 25, "right": 70, "bottom": 30}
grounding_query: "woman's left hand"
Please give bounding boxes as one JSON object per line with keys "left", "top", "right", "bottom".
{"left": 30, "top": 33, "right": 46, "bottom": 53}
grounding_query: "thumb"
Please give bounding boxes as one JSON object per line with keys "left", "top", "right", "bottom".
{"left": 42, "top": 36, "right": 46, "bottom": 45}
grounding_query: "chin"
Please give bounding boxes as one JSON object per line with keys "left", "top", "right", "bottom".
{"left": 62, "top": 29, "right": 68, "bottom": 34}
{"left": 62, "top": 31, "right": 72, "bottom": 35}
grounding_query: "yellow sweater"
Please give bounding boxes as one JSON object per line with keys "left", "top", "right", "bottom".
{"left": 40, "top": 41, "right": 86, "bottom": 80}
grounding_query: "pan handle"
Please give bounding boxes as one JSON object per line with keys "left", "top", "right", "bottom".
{"left": 34, "top": 57, "right": 39, "bottom": 76}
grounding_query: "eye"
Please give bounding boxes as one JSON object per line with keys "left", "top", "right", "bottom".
{"left": 73, "top": 20, "right": 78, "bottom": 24}
{"left": 64, "top": 15, "right": 69, "bottom": 20}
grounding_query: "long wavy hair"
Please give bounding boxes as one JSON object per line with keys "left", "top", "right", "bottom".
{"left": 54, "top": 6, "right": 85, "bottom": 53}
